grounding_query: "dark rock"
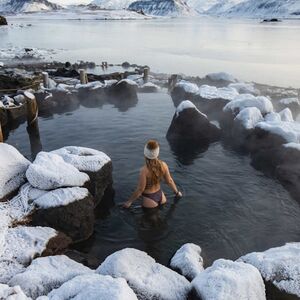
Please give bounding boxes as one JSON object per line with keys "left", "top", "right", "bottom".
{"left": 51, "top": 90, "right": 80, "bottom": 113}
{"left": 107, "top": 80, "right": 138, "bottom": 100}
{"left": 0, "top": 107, "right": 8, "bottom": 127}
{"left": 31, "top": 192, "right": 95, "bottom": 243}
{"left": 77, "top": 85, "right": 106, "bottom": 108}
{"left": 42, "top": 231, "right": 72, "bottom": 257}
{"left": 262, "top": 18, "right": 281, "bottom": 22}
{"left": 122, "top": 61, "right": 131, "bottom": 68}
{"left": 52, "top": 67, "right": 79, "bottom": 78}
{"left": 65, "top": 61, "right": 71, "bottom": 68}
{"left": 0, "top": 16, "right": 7, "bottom": 26}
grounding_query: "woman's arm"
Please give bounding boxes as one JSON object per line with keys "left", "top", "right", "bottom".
{"left": 163, "top": 163, "right": 182, "bottom": 197}
{"left": 123, "top": 168, "right": 146, "bottom": 208}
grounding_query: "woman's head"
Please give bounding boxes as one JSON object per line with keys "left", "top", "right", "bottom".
{"left": 144, "top": 140, "right": 163, "bottom": 185}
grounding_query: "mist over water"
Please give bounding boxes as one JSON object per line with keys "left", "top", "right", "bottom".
{"left": 1, "top": 16, "right": 300, "bottom": 87}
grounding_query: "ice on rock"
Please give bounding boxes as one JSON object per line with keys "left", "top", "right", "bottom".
{"left": 176, "top": 100, "right": 207, "bottom": 118}
{"left": 224, "top": 94, "right": 273, "bottom": 115}
{"left": 264, "top": 112, "right": 281, "bottom": 123}
{"left": 0, "top": 143, "right": 30, "bottom": 200}
{"left": 26, "top": 152, "right": 89, "bottom": 190}
{"left": 51, "top": 146, "right": 111, "bottom": 172}
{"left": 170, "top": 243, "right": 204, "bottom": 280}
{"left": 234, "top": 107, "right": 264, "bottom": 129}
{"left": 9, "top": 255, "right": 93, "bottom": 299}
{"left": 44, "top": 274, "right": 138, "bottom": 300}
{"left": 117, "top": 79, "right": 138, "bottom": 86}
{"left": 206, "top": 72, "right": 237, "bottom": 83}
{"left": 192, "top": 259, "right": 266, "bottom": 300}
{"left": 0, "top": 284, "right": 30, "bottom": 300}
{"left": 284, "top": 142, "right": 300, "bottom": 151}
{"left": 279, "top": 108, "right": 294, "bottom": 122}
{"left": 198, "top": 85, "right": 239, "bottom": 101}
{"left": 228, "top": 82, "right": 259, "bottom": 95}
{"left": 33, "top": 187, "right": 89, "bottom": 209}
{"left": 97, "top": 248, "right": 191, "bottom": 300}
{"left": 175, "top": 80, "right": 199, "bottom": 94}
{"left": 256, "top": 120, "right": 300, "bottom": 143}
{"left": 239, "top": 243, "right": 300, "bottom": 297}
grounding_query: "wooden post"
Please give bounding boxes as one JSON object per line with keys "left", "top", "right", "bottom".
{"left": 143, "top": 67, "right": 150, "bottom": 83}
{"left": 24, "top": 91, "right": 38, "bottom": 126}
{"left": 42, "top": 72, "right": 49, "bottom": 89}
{"left": 79, "top": 69, "right": 87, "bottom": 84}
{"left": 168, "top": 74, "right": 178, "bottom": 91}
{"left": 0, "top": 117, "right": 3, "bottom": 143}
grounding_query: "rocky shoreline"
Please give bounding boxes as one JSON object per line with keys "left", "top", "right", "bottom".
{"left": 0, "top": 62, "right": 300, "bottom": 299}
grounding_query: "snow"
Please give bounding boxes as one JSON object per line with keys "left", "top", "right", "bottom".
{"left": 192, "top": 259, "right": 266, "bottom": 300}
{"left": 26, "top": 152, "right": 89, "bottom": 190}
{"left": 280, "top": 97, "right": 300, "bottom": 106}
{"left": 228, "top": 82, "right": 259, "bottom": 95}
{"left": 9, "top": 255, "right": 93, "bottom": 299}
{"left": 0, "top": 284, "right": 29, "bottom": 300}
{"left": 170, "top": 243, "right": 204, "bottom": 280}
{"left": 175, "top": 80, "right": 199, "bottom": 94}
{"left": 264, "top": 112, "right": 281, "bottom": 123}
{"left": 223, "top": 94, "right": 273, "bottom": 115}
{"left": 0, "top": 47, "right": 57, "bottom": 61}
{"left": 44, "top": 274, "right": 138, "bottom": 300}
{"left": 75, "top": 81, "right": 104, "bottom": 90}
{"left": 239, "top": 242, "right": 300, "bottom": 297}
{"left": 279, "top": 108, "right": 294, "bottom": 122}
{"left": 256, "top": 120, "right": 300, "bottom": 143}
{"left": 206, "top": 72, "right": 237, "bottom": 83}
{"left": 34, "top": 187, "right": 89, "bottom": 209}
{"left": 51, "top": 146, "right": 111, "bottom": 172}
{"left": 234, "top": 107, "right": 264, "bottom": 129}
{"left": 175, "top": 100, "right": 207, "bottom": 118}
{"left": 0, "top": 143, "right": 30, "bottom": 200}
{"left": 97, "top": 248, "right": 191, "bottom": 300}
{"left": 284, "top": 142, "right": 300, "bottom": 151}
{"left": 92, "top": 0, "right": 135, "bottom": 9}
{"left": 198, "top": 85, "right": 239, "bottom": 100}
{"left": 117, "top": 79, "right": 138, "bottom": 86}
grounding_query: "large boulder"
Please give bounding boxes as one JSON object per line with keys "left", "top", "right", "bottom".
{"left": 31, "top": 187, "right": 95, "bottom": 242}
{"left": 239, "top": 243, "right": 300, "bottom": 299}
{"left": 76, "top": 81, "right": 106, "bottom": 108}
{"left": 170, "top": 243, "right": 204, "bottom": 281}
{"left": 107, "top": 79, "right": 138, "bottom": 100}
{"left": 0, "top": 143, "right": 30, "bottom": 201}
{"left": 0, "top": 16, "right": 7, "bottom": 26}
{"left": 43, "top": 274, "right": 138, "bottom": 300}
{"left": 51, "top": 146, "right": 112, "bottom": 205}
{"left": 26, "top": 152, "right": 89, "bottom": 190}
{"left": 167, "top": 100, "right": 221, "bottom": 144}
{"left": 191, "top": 259, "right": 266, "bottom": 300}
{"left": 97, "top": 248, "right": 191, "bottom": 300}
{"left": 170, "top": 80, "right": 199, "bottom": 106}
{"left": 9, "top": 255, "right": 93, "bottom": 299}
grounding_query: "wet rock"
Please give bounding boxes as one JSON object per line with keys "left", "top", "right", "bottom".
{"left": 170, "top": 243, "right": 204, "bottom": 281}
{"left": 44, "top": 274, "right": 138, "bottom": 300}
{"left": 107, "top": 79, "right": 138, "bottom": 101}
{"left": 171, "top": 80, "right": 199, "bottom": 106}
{"left": 0, "top": 143, "right": 30, "bottom": 202}
{"left": 51, "top": 89, "right": 80, "bottom": 113}
{"left": 239, "top": 242, "right": 300, "bottom": 299}
{"left": 139, "top": 82, "right": 160, "bottom": 93}
{"left": 167, "top": 100, "right": 221, "bottom": 145}
{"left": 31, "top": 187, "right": 95, "bottom": 242}
{"left": 51, "top": 146, "right": 113, "bottom": 205}
{"left": 9, "top": 255, "right": 93, "bottom": 299}
{"left": 191, "top": 259, "right": 266, "bottom": 300}
{"left": 0, "top": 16, "right": 7, "bottom": 26}
{"left": 76, "top": 82, "right": 106, "bottom": 108}
{"left": 51, "top": 67, "right": 79, "bottom": 78}
{"left": 97, "top": 248, "right": 191, "bottom": 300}
{"left": 0, "top": 71, "right": 38, "bottom": 92}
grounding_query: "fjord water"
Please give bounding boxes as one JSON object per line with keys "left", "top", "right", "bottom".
{"left": 6, "top": 92, "right": 300, "bottom": 266}
{"left": 1, "top": 16, "right": 300, "bottom": 87}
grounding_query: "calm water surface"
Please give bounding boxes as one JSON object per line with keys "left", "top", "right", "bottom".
{"left": 5, "top": 92, "right": 300, "bottom": 266}
{"left": 1, "top": 17, "right": 300, "bottom": 87}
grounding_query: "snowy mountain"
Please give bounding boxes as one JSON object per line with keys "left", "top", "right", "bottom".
{"left": 223, "top": 0, "right": 300, "bottom": 18}
{"left": 128, "top": 0, "right": 195, "bottom": 16}
{"left": 91, "top": 0, "right": 134, "bottom": 9}
{"left": 205, "top": 0, "right": 244, "bottom": 15}
{"left": 186, "top": 0, "right": 219, "bottom": 14}
{"left": 0, "top": 0, "right": 62, "bottom": 13}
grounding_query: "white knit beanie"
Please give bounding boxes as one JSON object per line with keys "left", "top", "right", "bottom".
{"left": 144, "top": 144, "right": 160, "bottom": 159}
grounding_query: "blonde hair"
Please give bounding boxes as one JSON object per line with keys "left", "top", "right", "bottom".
{"left": 145, "top": 140, "right": 164, "bottom": 185}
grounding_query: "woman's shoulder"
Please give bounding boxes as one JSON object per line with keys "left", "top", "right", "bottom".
{"left": 160, "top": 160, "right": 168, "bottom": 170}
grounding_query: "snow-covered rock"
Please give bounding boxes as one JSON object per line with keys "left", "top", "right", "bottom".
{"left": 280, "top": 97, "right": 300, "bottom": 106}
{"left": 139, "top": 82, "right": 160, "bottom": 93}
{"left": 224, "top": 94, "right": 273, "bottom": 115}
{"left": 239, "top": 243, "right": 300, "bottom": 297}
{"left": 264, "top": 112, "right": 281, "bottom": 123}
{"left": 97, "top": 248, "right": 191, "bottom": 300}
{"left": 284, "top": 142, "right": 300, "bottom": 151}
{"left": 205, "top": 72, "right": 237, "bottom": 83}
{"left": 0, "top": 0, "right": 61, "bottom": 13}
{"left": 175, "top": 80, "right": 199, "bottom": 95}
{"left": 92, "top": 0, "right": 135, "bottom": 9}
{"left": 170, "top": 243, "right": 204, "bottom": 280}
{"left": 228, "top": 82, "right": 259, "bottom": 95}
{"left": 9, "top": 255, "right": 93, "bottom": 299}
{"left": 0, "top": 143, "right": 30, "bottom": 201}
{"left": 26, "top": 152, "right": 89, "bottom": 190}
{"left": 44, "top": 274, "right": 138, "bottom": 300}
{"left": 0, "top": 284, "right": 29, "bottom": 300}
{"left": 192, "top": 259, "right": 266, "bottom": 300}
{"left": 279, "top": 108, "right": 294, "bottom": 122}
{"left": 234, "top": 107, "right": 264, "bottom": 129}
{"left": 198, "top": 85, "right": 239, "bottom": 101}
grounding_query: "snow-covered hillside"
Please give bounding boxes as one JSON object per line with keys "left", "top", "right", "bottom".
{"left": 0, "top": 0, "right": 61, "bottom": 13}
{"left": 205, "top": 0, "right": 244, "bottom": 15}
{"left": 92, "top": 0, "right": 134, "bottom": 9}
{"left": 128, "top": 0, "right": 195, "bottom": 16}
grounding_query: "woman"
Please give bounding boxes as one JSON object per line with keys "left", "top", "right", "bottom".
{"left": 123, "top": 140, "right": 182, "bottom": 209}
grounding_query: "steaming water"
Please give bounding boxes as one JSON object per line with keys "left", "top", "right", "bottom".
{"left": 1, "top": 16, "right": 300, "bottom": 87}
{"left": 6, "top": 92, "right": 300, "bottom": 266}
